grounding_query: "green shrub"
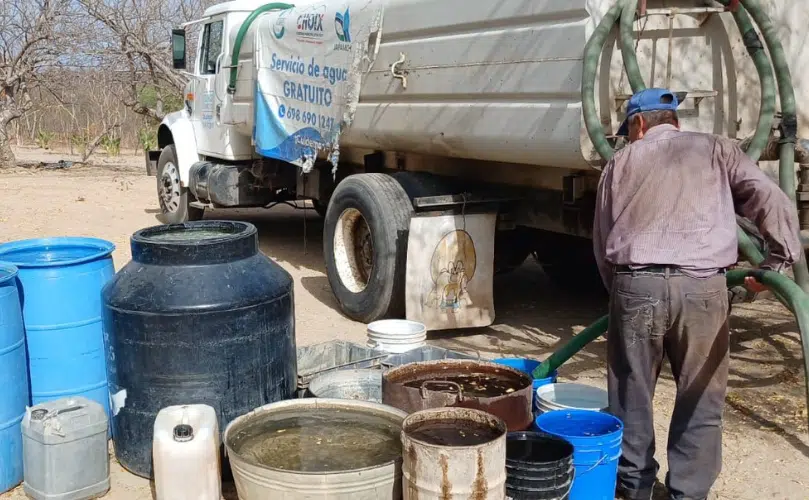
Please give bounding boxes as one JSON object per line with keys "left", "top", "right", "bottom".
{"left": 101, "top": 135, "right": 121, "bottom": 157}
{"left": 36, "top": 130, "right": 55, "bottom": 149}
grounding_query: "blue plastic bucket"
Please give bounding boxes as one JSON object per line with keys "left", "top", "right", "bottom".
{"left": 493, "top": 358, "right": 557, "bottom": 407}
{"left": 0, "top": 238, "right": 115, "bottom": 418}
{"left": 0, "top": 263, "right": 27, "bottom": 493}
{"left": 534, "top": 409, "right": 623, "bottom": 500}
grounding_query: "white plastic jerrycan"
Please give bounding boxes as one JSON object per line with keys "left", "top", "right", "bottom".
{"left": 153, "top": 404, "right": 221, "bottom": 500}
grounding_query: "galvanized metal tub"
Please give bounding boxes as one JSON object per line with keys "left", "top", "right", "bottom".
{"left": 308, "top": 369, "right": 382, "bottom": 402}
{"left": 382, "top": 359, "right": 533, "bottom": 431}
{"left": 296, "top": 341, "right": 387, "bottom": 397}
{"left": 401, "top": 407, "right": 507, "bottom": 500}
{"left": 224, "top": 398, "right": 407, "bottom": 500}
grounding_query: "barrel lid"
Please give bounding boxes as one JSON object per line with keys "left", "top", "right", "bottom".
{"left": 0, "top": 237, "right": 115, "bottom": 268}
{"left": 130, "top": 221, "right": 258, "bottom": 265}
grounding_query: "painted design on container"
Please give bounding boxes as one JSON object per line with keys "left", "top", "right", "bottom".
{"left": 425, "top": 230, "right": 477, "bottom": 312}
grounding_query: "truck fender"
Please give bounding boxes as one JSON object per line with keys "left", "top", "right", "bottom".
{"left": 157, "top": 111, "right": 199, "bottom": 186}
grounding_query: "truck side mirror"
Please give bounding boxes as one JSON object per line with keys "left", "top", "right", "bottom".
{"left": 172, "top": 29, "right": 186, "bottom": 70}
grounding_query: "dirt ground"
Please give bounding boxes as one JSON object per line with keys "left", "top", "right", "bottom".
{"left": 1, "top": 146, "right": 808, "bottom": 499}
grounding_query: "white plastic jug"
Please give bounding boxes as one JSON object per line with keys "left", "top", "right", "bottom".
{"left": 153, "top": 404, "right": 221, "bottom": 500}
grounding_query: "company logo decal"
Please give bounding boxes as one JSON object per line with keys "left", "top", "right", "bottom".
{"left": 272, "top": 10, "right": 290, "bottom": 39}
{"left": 335, "top": 8, "right": 350, "bottom": 43}
{"left": 296, "top": 8, "right": 325, "bottom": 43}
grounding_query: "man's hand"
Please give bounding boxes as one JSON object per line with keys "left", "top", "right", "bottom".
{"left": 744, "top": 276, "right": 768, "bottom": 293}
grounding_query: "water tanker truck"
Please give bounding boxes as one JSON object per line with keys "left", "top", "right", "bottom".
{"left": 149, "top": 0, "right": 809, "bottom": 331}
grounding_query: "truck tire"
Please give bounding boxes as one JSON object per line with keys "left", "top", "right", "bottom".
{"left": 324, "top": 174, "right": 414, "bottom": 322}
{"left": 157, "top": 145, "right": 204, "bottom": 224}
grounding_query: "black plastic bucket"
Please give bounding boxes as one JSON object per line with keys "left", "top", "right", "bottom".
{"left": 506, "top": 431, "right": 575, "bottom": 500}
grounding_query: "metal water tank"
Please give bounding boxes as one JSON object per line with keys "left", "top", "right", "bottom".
{"left": 0, "top": 238, "right": 115, "bottom": 417}
{"left": 102, "top": 220, "right": 297, "bottom": 477}
{"left": 0, "top": 263, "right": 27, "bottom": 493}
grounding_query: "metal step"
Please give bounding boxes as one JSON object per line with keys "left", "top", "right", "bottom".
{"left": 642, "top": 7, "right": 726, "bottom": 17}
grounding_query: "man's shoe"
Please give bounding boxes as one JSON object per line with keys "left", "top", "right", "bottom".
{"left": 615, "top": 487, "right": 654, "bottom": 500}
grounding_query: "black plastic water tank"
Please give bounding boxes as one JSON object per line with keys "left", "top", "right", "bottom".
{"left": 101, "top": 221, "right": 296, "bottom": 477}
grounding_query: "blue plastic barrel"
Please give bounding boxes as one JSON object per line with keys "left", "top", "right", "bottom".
{"left": 0, "top": 238, "right": 115, "bottom": 417}
{"left": 534, "top": 409, "right": 623, "bottom": 500}
{"left": 0, "top": 263, "right": 28, "bottom": 493}
{"left": 493, "top": 358, "right": 557, "bottom": 406}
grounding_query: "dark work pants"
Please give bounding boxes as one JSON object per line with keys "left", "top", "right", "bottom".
{"left": 608, "top": 270, "right": 729, "bottom": 500}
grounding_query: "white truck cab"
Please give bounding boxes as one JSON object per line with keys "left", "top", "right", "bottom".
{"left": 147, "top": 0, "right": 809, "bottom": 326}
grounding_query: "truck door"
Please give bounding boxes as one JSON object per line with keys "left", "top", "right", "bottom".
{"left": 191, "top": 17, "right": 226, "bottom": 156}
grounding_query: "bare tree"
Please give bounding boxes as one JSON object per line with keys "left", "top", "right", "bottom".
{"left": 78, "top": 0, "right": 212, "bottom": 122}
{"left": 77, "top": 71, "right": 125, "bottom": 161}
{"left": 0, "top": 0, "right": 69, "bottom": 168}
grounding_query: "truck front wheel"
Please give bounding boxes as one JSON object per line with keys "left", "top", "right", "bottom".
{"left": 323, "top": 174, "right": 414, "bottom": 323}
{"left": 156, "top": 145, "right": 204, "bottom": 224}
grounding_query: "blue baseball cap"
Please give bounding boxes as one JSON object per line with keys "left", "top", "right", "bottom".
{"left": 617, "top": 88, "right": 680, "bottom": 136}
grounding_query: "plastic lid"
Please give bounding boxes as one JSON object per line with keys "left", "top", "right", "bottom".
{"left": 173, "top": 424, "right": 194, "bottom": 442}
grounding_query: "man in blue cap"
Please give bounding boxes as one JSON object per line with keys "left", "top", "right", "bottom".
{"left": 593, "top": 88, "right": 802, "bottom": 500}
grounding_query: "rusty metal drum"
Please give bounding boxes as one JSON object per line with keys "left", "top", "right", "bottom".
{"left": 382, "top": 359, "right": 533, "bottom": 431}
{"left": 401, "top": 407, "right": 507, "bottom": 500}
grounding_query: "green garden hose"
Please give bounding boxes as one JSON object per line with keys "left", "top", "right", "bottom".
{"left": 582, "top": 3, "right": 623, "bottom": 162}
{"left": 736, "top": 0, "right": 809, "bottom": 292}
{"left": 737, "top": 226, "right": 766, "bottom": 265}
{"left": 723, "top": 2, "right": 776, "bottom": 162}
{"left": 618, "top": 0, "right": 645, "bottom": 93}
{"left": 227, "top": 2, "right": 294, "bottom": 93}
{"left": 532, "top": 316, "right": 608, "bottom": 380}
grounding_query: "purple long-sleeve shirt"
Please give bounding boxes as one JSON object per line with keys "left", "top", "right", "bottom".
{"left": 593, "top": 124, "right": 802, "bottom": 290}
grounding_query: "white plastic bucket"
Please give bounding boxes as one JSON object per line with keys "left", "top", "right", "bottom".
{"left": 534, "top": 383, "right": 609, "bottom": 414}
{"left": 366, "top": 319, "right": 427, "bottom": 354}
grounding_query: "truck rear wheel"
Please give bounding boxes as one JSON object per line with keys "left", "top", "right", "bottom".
{"left": 157, "top": 145, "right": 204, "bottom": 224}
{"left": 324, "top": 174, "right": 414, "bottom": 322}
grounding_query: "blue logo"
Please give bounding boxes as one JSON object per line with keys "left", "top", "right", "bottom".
{"left": 273, "top": 9, "right": 290, "bottom": 39}
{"left": 335, "top": 8, "right": 350, "bottom": 43}
{"left": 273, "top": 21, "right": 285, "bottom": 39}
